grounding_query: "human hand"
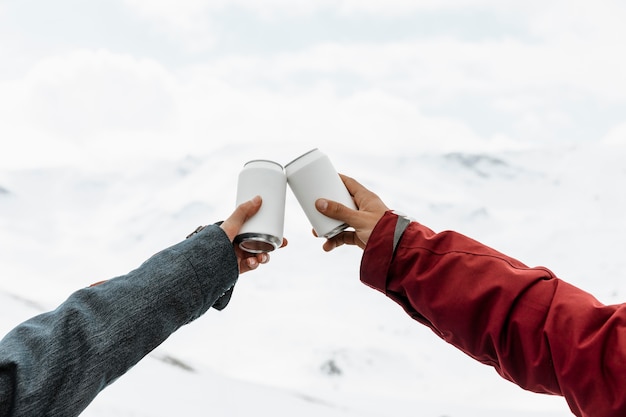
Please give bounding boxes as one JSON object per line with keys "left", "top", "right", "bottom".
{"left": 314, "top": 174, "right": 389, "bottom": 251}
{"left": 221, "top": 195, "right": 288, "bottom": 273}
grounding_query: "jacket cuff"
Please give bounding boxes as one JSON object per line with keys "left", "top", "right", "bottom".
{"left": 184, "top": 224, "right": 239, "bottom": 311}
{"left": 360, "top": 211, "right": 402, "bottom": 294}
{"left": 186, "top": 222, "right": 237, "bottom": 310}
{"left": 212, "top": 286, "right": 234, "bottom": 310}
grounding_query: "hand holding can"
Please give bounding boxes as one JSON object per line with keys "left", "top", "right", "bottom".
{"left": 285, "top": 149, "right": 357, "bottom": 238}
{"left": 234, "top": 160, "right": 286, "bottom": 253}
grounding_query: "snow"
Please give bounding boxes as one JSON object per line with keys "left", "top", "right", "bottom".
{"left": 3, "top": 142, "right": 624, "bottom": 416}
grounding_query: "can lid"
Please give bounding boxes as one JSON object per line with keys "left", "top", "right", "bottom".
{"left": 234, "top": 233, "right": 281, "bottom": 253}
{"left": 243, "top": 160, "right": 284, "bottom": 170}
{"left": 284, "top": 148, "right": 320, "bottom": 172}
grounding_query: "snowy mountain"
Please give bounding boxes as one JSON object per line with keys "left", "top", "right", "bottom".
{"left": 3, "top": 142, "right": 624, "bottom": 416}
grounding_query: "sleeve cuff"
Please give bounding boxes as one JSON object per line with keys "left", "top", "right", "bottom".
{"left": 360, "top": 211, "right": 403, "bottom": 294}
{"left": 184, "top": 224, "right": 239, "bottom": 311}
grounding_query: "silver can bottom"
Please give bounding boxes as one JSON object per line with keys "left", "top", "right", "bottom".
{"left": 234, "top": 233, "right": 282, "bottom": 253}
{"left": 323, "top": 223, "right": 350, "bottom": 239}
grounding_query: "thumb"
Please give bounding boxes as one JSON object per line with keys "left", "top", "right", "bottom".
{"left": 221, "top": 195, "right": 262, "bottom": 241}
{"left": 315, "top": 198, "right": 359, "bottom": 227}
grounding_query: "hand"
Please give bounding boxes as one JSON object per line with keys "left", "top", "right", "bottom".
{"left": 315, "top": 174, "right": 389, "bottom": 252}
{"left": 221, "top": 195, "right": 288, "bottom": 273}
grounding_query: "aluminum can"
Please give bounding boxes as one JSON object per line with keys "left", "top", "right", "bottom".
{"left": 285, "top": 148, "right": 356, "bottom": 238}
{"left": 234, "top": 160, "right": 286, "bottom": 253}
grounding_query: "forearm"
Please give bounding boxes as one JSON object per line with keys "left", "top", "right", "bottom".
{"left": 360, "top": 211, "right": 626, "bottom": 417}
{"left": 0, "top": 225, "right": 238, "bottom": 417}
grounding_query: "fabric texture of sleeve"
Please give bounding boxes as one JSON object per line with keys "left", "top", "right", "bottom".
{"left": 360, "top": 211, "right": 626, "bottom": 417}
{"left": 0, "top": 224, "right": 238, "bottom": 417}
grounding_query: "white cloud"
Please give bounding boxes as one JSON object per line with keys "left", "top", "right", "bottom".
{"left": 123, "top": 0, "right": 524, "bottom": 21}
{"left": 602, "top": 122, "right": 626, "bottom": 146}
{"left": 0, "top": 49, "right": 184, "bottom": 166}
{"left": 4, "top": 32, "right": 622, "bottom": 168}
{"left": 528, "top": 1, "right": 626, "bottom": 41}
{"left": 121, "top": 0, "right": 222, "bottom": 53}
{"left": 335, "top": 0, "right": 506, "bottom": 16}
{"left": 125, "top": 0, "right": 331, "bottom": 19}
{"left": 3, "top": 0, "right": 626, "bottom": 168}
{"left": 192, "top": 34, "right": 626, "bottom": 104}
{"left": 173, "top": 73, "right": 497, "bottom": 157}
{"left": 20, "top": 49, "right": 175, "bottom": 137}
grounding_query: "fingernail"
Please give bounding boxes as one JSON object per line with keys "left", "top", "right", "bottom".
{"left": 316, "top": 199, "right": 328, "bottom": 211}
{"left": 252, "top": 195, "right": 262, "bottom": 204}
{"left": 261, "top": 253, "right": 268, "bottom": 263}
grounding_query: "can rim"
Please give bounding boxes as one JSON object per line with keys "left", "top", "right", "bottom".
{"left": 234, "top": 233, "right": 281, "bottom": 253}
{"left": 243, "top": 159, "right": 284, "bottom": 169}
{"left": 322, "top": 222, "right": 350, "bottom": 239}
{"left": 284, "top": 148, "right": 319, "bottom": 169}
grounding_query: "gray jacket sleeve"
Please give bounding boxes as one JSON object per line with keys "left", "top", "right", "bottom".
{"left": 0, "top": 225, "right": 239, "bottom": 417}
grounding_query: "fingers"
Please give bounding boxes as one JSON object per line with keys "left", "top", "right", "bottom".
{"left": 316, "top": 174, "right": 389, "bottom": 251}
{"left": 321, "top": 231, "right": 361, "bottom": 252}
{"left": 239, "top": 251, "right": 269, "bottom": 274}
{"left": 339, "top": 174, "right": 389, "bottom": 212}
{"left": 237, "top": 238, "right": 288, "bottom": 274}
{"left": 220, "top": 195, "right": 262, "bottom": 242}
{"left": 248, "top": 252, "right": 269, "bottom": 268}
{"left": 313, "top": 174, "right": 365, "bottom": 223}
{"left": 338, "top": 174, "right": 363, "bottom": 197}
{"left": 315, "top": 198, "right": 362, "bottom": 227}
{"left": 315, "top": 174, "right": 386, "bottom": 226}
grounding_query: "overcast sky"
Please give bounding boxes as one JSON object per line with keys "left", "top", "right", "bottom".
{"left": 2, "top": 0, "right": 626, "bottom": 168}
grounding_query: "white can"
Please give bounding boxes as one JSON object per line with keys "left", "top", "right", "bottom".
{"left": 285, "top": 148, "right": 357, "bottom": 238}
{"left": 234, "top": 160, "right": 286, "bottom": 253}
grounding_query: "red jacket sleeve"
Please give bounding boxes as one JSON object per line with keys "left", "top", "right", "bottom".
{"left": 360, "top": 211, "right": 626, "bottom": 417}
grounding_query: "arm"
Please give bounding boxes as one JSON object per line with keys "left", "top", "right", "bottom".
{"left": 363, "top": 211, "right": 626, "bottom": 417}
{"left": 316, "top": 175, "right": 626, "bottom": 417}
{"left": 0, "top": 226, "right": 237, "bottom": 416}
{"left": 0, "top": 196, "right": 285, "bottom": 417}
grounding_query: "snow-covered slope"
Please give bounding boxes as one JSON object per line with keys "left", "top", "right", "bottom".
{"left": 2, "top": 142, "right": 625, "bottom": 416}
